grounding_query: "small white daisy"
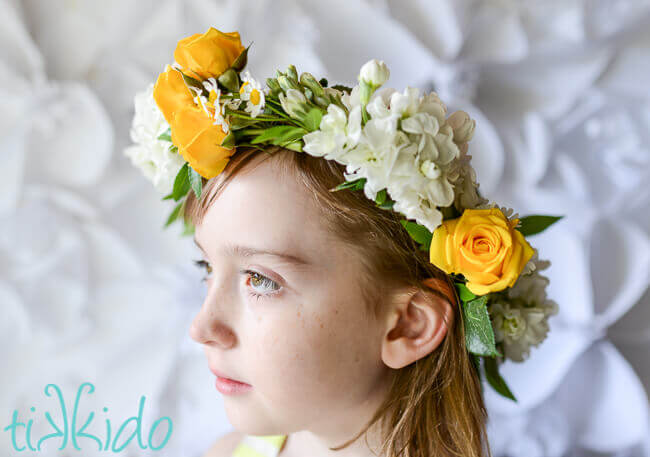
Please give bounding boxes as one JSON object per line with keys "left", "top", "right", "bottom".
{"left": 239, "top": 70, "right": 265, "bottom": 118}
{"left": 200, "top": 77, "right": 229, "bottom": 134}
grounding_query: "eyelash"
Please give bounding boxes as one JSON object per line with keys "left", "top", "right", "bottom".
{"left": 193, "top": 259, "right": 281, "bottom": 301}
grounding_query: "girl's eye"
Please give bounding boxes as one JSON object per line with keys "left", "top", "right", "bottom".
{"left": 243, "top": 269, "right": 281, "bottom": 301}
{"left": 193, "top": 259, "right": 212, "bottom": 282}
{"left": 193, "top": 260, "right": 281, "bottom": 301}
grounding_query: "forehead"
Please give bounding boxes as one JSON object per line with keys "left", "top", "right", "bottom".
{"left": 195, "top": 155, "right": 338, "bottom": 262}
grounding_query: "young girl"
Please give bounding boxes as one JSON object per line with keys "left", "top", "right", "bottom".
{"left": 124, "top": 26, "right": 559, "bottom": 457}
{"left": 184, "top": 146, "right": 487, "bottom": 457}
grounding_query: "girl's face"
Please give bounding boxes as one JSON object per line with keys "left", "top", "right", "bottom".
{"left": 190, "top": 155, "right": 393, "bottom": 441}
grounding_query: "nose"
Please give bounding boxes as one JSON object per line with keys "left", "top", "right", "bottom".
{"left": 189, "top": 285, "right": 237, "bottom": 349}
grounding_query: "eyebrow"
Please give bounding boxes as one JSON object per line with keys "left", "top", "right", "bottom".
{"left": 193, "top": 237, "right": 312, "bottom": 267}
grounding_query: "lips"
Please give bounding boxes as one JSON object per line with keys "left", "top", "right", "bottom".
{"left": 209, "top": 366, "right": 250, "bottom": 386}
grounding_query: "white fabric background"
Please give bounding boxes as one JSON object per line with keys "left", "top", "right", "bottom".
{"left": 1, "top": 1, "right": 649, "bottom": 456}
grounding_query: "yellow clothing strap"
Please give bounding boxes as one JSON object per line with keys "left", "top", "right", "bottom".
{"left": 232, "top": 435, "right": 288, "bottom": 457}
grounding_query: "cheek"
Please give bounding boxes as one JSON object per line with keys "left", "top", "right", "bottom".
{"left": 249, "top": 300, "right": 382, "bottom": 411}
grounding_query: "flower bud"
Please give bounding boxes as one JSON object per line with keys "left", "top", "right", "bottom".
{"left": 447, "top": 111, "right": 475, "bottom": 144}
{"left": 286, "top": 65, "right": 299, "bottom": 83}
{"left": 279, "top": 88, "right": 310, "bottom": 120}
{"left": 358, "top": 59, "right": 390, "bottom": 87}
{"left": 300, "top": 72, "right": 325, "bottom": 97}
{"left": 277, "top": 75, "right": 301, "bottom": 92}
{"left": 266, "top": 77, "right": 282, "bottom": 96}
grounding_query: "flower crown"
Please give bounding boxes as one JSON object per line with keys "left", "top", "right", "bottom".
{"left": 124, "top": 27, "right": 563, "bottom": 402}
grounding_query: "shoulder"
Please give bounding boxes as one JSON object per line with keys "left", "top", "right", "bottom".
{"left": 201, "top": 430, "right": 245, "bottom": 457}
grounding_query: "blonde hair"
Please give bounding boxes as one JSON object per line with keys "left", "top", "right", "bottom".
{"left": 184, "top": 146, "right": 491, "bottom": 457}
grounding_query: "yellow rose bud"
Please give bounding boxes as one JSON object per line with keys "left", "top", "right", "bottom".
{"left": 174, "top": 27, "right": 245, "bottom": 81}
{"left": 429, "top": 208, "right": 535, "bottom": 295}
{"left": 170, "top": 106, "right": 234, "bottom": 179}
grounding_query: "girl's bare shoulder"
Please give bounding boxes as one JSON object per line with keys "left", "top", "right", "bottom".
{"left": 201, "top": 430, "right": 245, "bottom": 457}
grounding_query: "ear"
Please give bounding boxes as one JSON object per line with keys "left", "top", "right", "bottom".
{"left": 381, "top": 278, "right": 455, "bottom": 369}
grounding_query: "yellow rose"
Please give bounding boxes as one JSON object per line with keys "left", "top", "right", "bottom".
{"left": 153, "top": 66, "right": 234, "bottom": 179}
{"left": 429, "top": 208, "right": 535, "bottom": 295}
{"left": 173, "top": 27, "right": 245, "bottom": 81}
{"left": 153, "top": 65, "right": 194, "bottom": 126}
{"left": 170, "top": 106, "right": 233, "bottom": 179}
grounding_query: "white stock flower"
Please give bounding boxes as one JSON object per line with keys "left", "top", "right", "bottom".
{"left": 358, "top": 59, "right": 390, "bottom": 87}
{"left": 341, "top": 85, "right": 362, "bottom": 111}
{"left": 303, "top": 104, "right": 361, "bottom": 162}
{"left": 386, "top": 130, "right": 456, "bottom": 219}
{"left": 342, "top": 116, "right": 403, "bottom": 200}
{"left": 303, "top": 80, "right": 480, "bottom": 235}
{"left": 389, "top": 87, "right": 421, "bottom": 118}
{"left": 489, "top": 255, "right": 558, "bottom": 362}
{"left": 418, "top": 91, "right": 448, "bottom": 125}
{"left": 124, "top": 83, "right": 185, "bottom": 194}
{"left": 447, "top": 110, "right": 476, "bottom": 144}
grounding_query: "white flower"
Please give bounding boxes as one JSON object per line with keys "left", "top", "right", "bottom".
{"left": 239, "top": 70, "right": 265, "bottom": 118}
{"left": 341, "top": 85, "right": 362, "bottom": 111}
{"left": 401, "top": 112, "right": 460, "bottom": 166}
{"left": 199, "top": 77, "right": 229, "bottom": 134}
{"left": 393, "top": 195, "right": 444, "bottom": 234}
{"left": 124, "top": 83, "right": 185, "bottom": 195}
{"left": 418, "top": 91, "right": 447, "bottom": 126}
{"left": 389, "top": 87, "right": 421, "bottom": 119}
{"left": 342, "top": 116, "right": 403, "bottom": 200}
{"left": 358, "top": 59, "right": 390, "bottom": 87}
{"left": 366, "top": 87, "right": 397, "bottom": 119}
{"left": 447, "top": 110, "right": 476, "bottom": 144}
{"left": 447, "top": 144, "right": 489, "bottom": 211}
{"left": 302, "top": 79, "right": 481, "bottom": 236}
{"left": 303, "top": 104, "right": 361, "bottom": 162}
{"left": 489, "top": 255, "right": 558, "bottom": 362}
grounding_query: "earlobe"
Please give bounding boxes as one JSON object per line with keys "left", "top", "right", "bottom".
{"left": 381, "top": 281, "right": 455, "bottom": 369}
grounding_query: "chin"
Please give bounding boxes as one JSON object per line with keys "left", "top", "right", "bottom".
{"left": 223, "top": 399, "right": 281, "bottom": 436}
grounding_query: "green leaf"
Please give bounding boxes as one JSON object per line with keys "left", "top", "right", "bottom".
{"left": 283, "top": 141, "right": 303, "bottom": 152}
{"left": 179, "top": 71, "right": 204, "bottom": 94}
{"left": 157, "top": 129, "right": 172, "bottom": 142}
{"left": 377, "top": 200, "right": 395, "bottom": 210}
{"left": 162, "top": 192, "right": 174, "bottom": 201}
{"left": 400, "top": 220, "right": 433, "bottom": 250}
{"left": 517, "top": 215, "right": 563, "bottom": 236}
{"left": 455, "top": 282, "right": 477, "bottom": 303}
{"left": 171, "top": 163, "right": 190, "bottom": 201}
{"left": 302, "top": 107, "right": 323, "bottom": 132}
{"left": 463, "top": 296, "right": 500, "bottom": 357}
{"left": 250, "top": 126, "right": 307, "bottom": 145}
{"left": 218, "top": 68, "right": 240, "bottom": 93}
{"left": 484, "top": 357, "right": 517, "bottom": 402}
{"left": 230, "top": 116, "right": 259, "bottom": 130}
{"left": 169, "top": 145, "right": 178, "bottom": 154}
{"left": 329, "top": 177, "right": 366, "bottom": 192}
{"left": 220, "top": 131, "right": 236, "bottom": 148}
{"left": 164, "top": 200, "right": 183, "bottom": 228}
{"left": 319, "top": 78, "right": 328, "bottom": 87}
{"left": 375, "top": 189, "right": 387, "bottom": 205}
{"left": 231, "top": 44, "right": 251, "bottom": 72}
{"left": 188, "top": 166, "right": 202, "bottom": 199}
